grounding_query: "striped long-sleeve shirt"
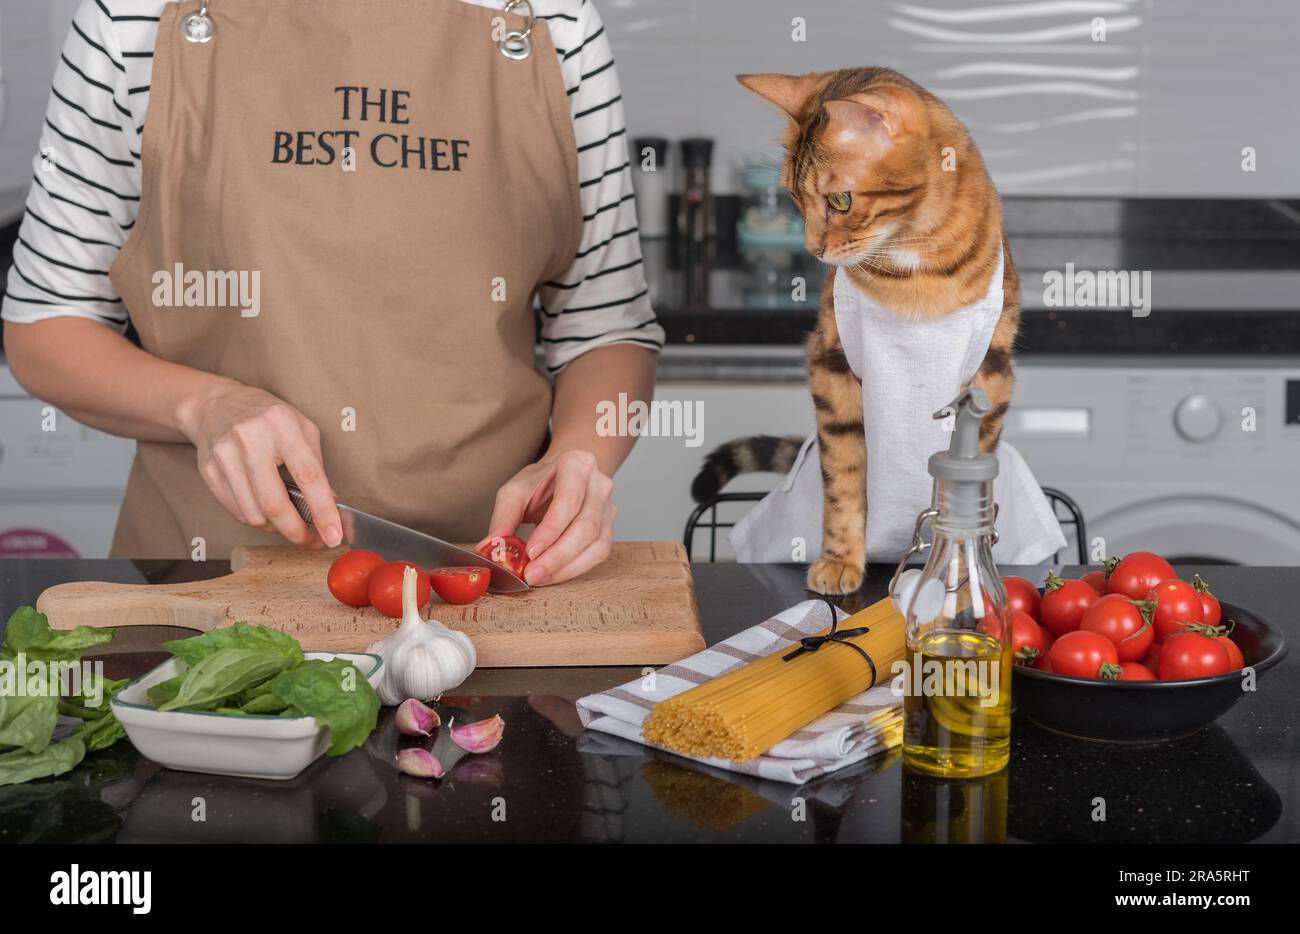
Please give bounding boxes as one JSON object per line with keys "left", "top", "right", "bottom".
{"left": 1, "top": 0, "right": 664, "bottom": 374}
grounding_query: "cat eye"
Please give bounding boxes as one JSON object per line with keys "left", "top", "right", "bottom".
{"left": 826, "top": 191, "right": 852, "bottom": 213}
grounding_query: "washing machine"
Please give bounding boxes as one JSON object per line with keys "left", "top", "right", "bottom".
{"left": 1008, "top": 357, "right": 1300, "bottom": 565}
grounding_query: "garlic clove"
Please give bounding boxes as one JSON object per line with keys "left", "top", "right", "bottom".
{"left": 449, "top": 714, "right": 505, "bottom": 754}
{"left": 396, "top": 698, "right": 441, "bottom": 736}
{"left": 396, "top": 747, "right": 445, "bottom": 778}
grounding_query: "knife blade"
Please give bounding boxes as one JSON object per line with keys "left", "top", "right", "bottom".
{"left": 283, "top": 482, "right": 528, "bottom": 593}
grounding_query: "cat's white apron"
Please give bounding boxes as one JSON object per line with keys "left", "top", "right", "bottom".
{"left": 731, "top": 250, "right": 1066, "bottom": 566}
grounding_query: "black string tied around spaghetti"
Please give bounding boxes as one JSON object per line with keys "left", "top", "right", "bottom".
{"left": 780, "top": 594, "right": 878, "bottom": 690}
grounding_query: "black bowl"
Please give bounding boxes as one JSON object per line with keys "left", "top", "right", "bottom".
{"left": 1012, "top": 602, "right": 1288, "bottom": 743}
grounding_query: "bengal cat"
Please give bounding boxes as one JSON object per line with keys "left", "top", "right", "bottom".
{"left": 692, "top": 67, "right": 1019, "bottom": 595}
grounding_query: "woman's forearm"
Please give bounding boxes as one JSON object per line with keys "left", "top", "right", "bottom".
{"left": 544, "top": 343, "right": 657, "bottom": 475}
{"left": 3, "top": 317, "right": 234, "bottom": 443}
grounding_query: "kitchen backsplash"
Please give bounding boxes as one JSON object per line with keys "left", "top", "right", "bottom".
{"left": 602, "top": 0, "right": 1298, "bottom": 197}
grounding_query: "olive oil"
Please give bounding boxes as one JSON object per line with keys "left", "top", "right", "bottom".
{"left": 902, "top": 628, "right": 1011, "bottom": 779}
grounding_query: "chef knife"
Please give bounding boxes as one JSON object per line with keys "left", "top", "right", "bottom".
{"left": 283, "top": 481, "right": 528, "bottom": 593}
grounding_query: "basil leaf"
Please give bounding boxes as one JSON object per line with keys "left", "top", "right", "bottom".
{"left": 164, "top": 624, "right": 303, "bottom": 667}
{"left": 160, "top": 649, "right": 295, "bottom": 712}
{"left": 63, "top": 675, "right": 129, "bottom": 718}
{"left": 0, "top": 695, "right": 59, "bottom": 754}
{"left": 270, "top": 659, "right": 379, "bottom": 756}
{"left": 146, "top": 674, "right": 188, "bottom": 707}
{"left": 1, "top": 607, "right": 50, "bottom": 655}
{"left": 0, "top": 737, "right": 86, "bottom": 787}
{"left": 75, "top": 712, "right": 126, "bottom": 753}
{"left": 1, "top": 607, "right": 112, "bottom": 663}
{"left": 238, "top": 692, "right": 291, "bottom": 715}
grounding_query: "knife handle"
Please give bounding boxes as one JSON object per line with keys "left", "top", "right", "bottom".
{"left": 283, "top": 481, "right": 315, "bottom": 526}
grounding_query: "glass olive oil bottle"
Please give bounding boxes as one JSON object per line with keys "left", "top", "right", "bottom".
{"left": 892, "top": 389, "right": 1012, "bottom": 779}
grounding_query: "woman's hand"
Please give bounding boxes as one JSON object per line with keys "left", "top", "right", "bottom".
{"left": 178, "top": 380, "right": 343, "bottom": 548}
{"left": 480, "top": 449, "right": 616, "bottom": 587}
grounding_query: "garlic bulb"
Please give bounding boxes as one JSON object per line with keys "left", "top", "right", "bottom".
{"left": 367, "top": 566, "right": 476, "bottom": 706}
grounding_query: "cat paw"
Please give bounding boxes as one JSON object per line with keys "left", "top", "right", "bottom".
{"left": 807, "top": 556, "right": 865, "bottom": 595}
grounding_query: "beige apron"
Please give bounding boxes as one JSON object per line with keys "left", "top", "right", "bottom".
{"left": 109, "top": 0, "right": 581, "bottom": 558}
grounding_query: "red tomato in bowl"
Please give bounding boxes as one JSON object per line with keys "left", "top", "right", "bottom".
{"left": 368, "top": 560, "right": 431, "bottom": 618}
{"left": 1107, "top": 551, "right": 1176, "bottom": 600}
{"left": 1001, "top": 576, "right": 1041, "bottom": 621}
{"left": 429, "top": 566, "right": 491, "bottom": 605}
{"left": 1143, "top": 642, "right": 1162, "bottom": 673}
{"left": 327, "top": 549, "right": 385, "bottom": 607}
{"left": 1032, "top": 629, "right": 1055, "bottom": 670}
{"left": 1193, "top": 574, "right": 1222, "bottom": 627}
{"left": 1147, "top": 578, "right": 1205, "bottom": 642}
{"left": 1157, "top": 631, "right": 1232, "bottom": 680}
{"left": 1080, "top": 594, "right": 1153, "bottom": 662}
{"left": 1050, "top": 630, "right": 1119, "bottom": 679}
{"left": 1039, "top": 573, "right": 1100, "bottom": 637}
{"left": 477, "top": 535, "right": 529, "bottom": 576}
{"left": 1116, "top": 661, "right": 1156, "bottom": 681}
{"left": 1080, "top": 569, "right": 1108, "bottom": 594}
{"left": 980, "top": 610, "right": 1047, "bottom": 665}
{"left": 1214, "top": 633, "right": 1245, "bottom": 671}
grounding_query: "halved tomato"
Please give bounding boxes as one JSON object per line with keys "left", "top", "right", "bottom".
{"left": 477, "top": 534, "right": 529, "bottom": 576}
{"left": 430, "top": 566, "right": 491, "bottom": 605}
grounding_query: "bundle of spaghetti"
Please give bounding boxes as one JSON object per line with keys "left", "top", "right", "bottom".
{"left": 643, "top": 597, "right": 906, "bottom": 761}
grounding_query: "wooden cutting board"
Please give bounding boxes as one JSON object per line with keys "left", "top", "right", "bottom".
{"left": 37, "top": 541, "right": 705, "bottom": 667}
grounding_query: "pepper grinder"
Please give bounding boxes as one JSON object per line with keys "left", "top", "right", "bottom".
{"left": 677, "top": 137, "right": 714, "bottom": 307}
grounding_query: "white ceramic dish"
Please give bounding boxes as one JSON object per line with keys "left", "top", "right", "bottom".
{"left": 112, "top": 651, "right": 383, "bottom": 781}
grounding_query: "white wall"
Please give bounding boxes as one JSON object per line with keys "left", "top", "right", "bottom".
{"left": 3, "top": 1, "right": 1296, "bottom": 199}
{"left": 602, "top": 0, "right": 1299, "bottom": 197}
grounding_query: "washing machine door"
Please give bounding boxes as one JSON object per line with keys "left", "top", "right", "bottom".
{"left": 1092, "top": 496, "right": 1300, "bottom": 565}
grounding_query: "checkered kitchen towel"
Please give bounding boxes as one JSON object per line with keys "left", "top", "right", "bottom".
{"left": 576, "top": 599, "right": 902, "bottom": 785}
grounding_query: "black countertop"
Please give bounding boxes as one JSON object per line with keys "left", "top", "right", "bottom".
{"left": 0, "top": 559, "right": 1295, "bottom": 844}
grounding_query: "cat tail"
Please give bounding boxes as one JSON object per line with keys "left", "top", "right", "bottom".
{"left": 690, "top": 435, "right": 805, "bottom": 503}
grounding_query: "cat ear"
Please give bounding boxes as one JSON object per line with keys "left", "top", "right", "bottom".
{"left": 825, "top": 88, "right": 928, "bottom": 145}
{"left": 736, "top": 72, "right": 823, "bottom": 120}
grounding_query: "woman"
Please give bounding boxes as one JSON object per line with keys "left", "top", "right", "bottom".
{"left": 1, "top": 0, "right": 662, "bottom": 586}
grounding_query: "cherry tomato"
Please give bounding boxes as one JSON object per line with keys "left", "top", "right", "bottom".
{"left": 1158, "top": 631, "right": 1232, "bottom": 680}
{"left": 477, "top": 535, "right": 529, "bottom": 576}
{"left": 981, "top": 610, "right": 1047, "bottom": 665}
{"left": 1116, "top": 661, "right": 1156, "bottom": 681}
{"left": 1080, "top": 569, "right": 1108, "bottom": 594}
{"left": 429, "top": 566, "right": 491, "bottom": 605}
{"left": 1143, "top": 642, "right": 1162, "bottom": 673}
{"left": 1106, "top": 551, "right": 1176, "bottom": 600}
{"left": 1001, "top": 576, "right": 1041, "bottom": 621}
{"left": 1215, "top": 633, "right": 1245, "bottom": 670}
{"left": 1039, "top": 572, "right": 1100, "bottom": 637}
{"left": 1193, "top": 574, "right": 1222, "bottom": 627}
{"left": 1050, "top": 630, "right": 1119, "bottom": 679}
{"left": 367, "top": 560, "right": 431, "bottom": 618}
{"left": 1080, "top": 593, "right": 1153, "bottom": 662}
{"left": 326, "top": 549, "right": 385, "bottom": 608}
{"left": 1147, "top": 578, "right": 1205, "bottom": 642}
{"left": 1032, "top": 629, "right": 1055, "bottom": 670}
